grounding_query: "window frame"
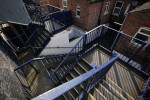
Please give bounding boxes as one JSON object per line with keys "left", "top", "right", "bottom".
{"left": 76, "top": 6, "right": 80, "bottom": 18}
{"left": 44, "top": 0, "right": 47, "bottom": 5}
{"left": 131, "top": 27, "right": 150, "bottom": 46}
{"left": 104, "top": 1, "right": 110, "bottom": 15}
{"left": 112, "top": 1, "right": 124, "bottom": 16}
{"left": 62, "top": 0, "right": 67, "bottom": 11}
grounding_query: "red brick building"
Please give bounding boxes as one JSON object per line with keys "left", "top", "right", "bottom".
{"left": 38, "top": 0, "right": 59, "bottom": 7}
{"left": 58, "top": 0, "right": 104, "bottom": 30}
{"left": 122, "top": 2, "right": 150, "bottom": 41}
{"left": 118, "top": 2, "right": 150, "bottom": 66}
{"left": 38, "top": 0, "right": 105, "bottom": 30}
{"left": 108, "top": 0, "right": 148, "bottom": 30}
{"left": 37, "top": 0, "right": 148, "bottom": 31}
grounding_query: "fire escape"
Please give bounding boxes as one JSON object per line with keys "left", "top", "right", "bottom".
{"left": 13, "top": 12, "right": 150, "bottom": 100}
{"left": 0, "top": 3, "right": 149, "bottom": 100}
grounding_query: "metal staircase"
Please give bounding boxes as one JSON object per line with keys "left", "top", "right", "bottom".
{"left": 14, "top": 25, "right": 150, "bottom": 100}
{"left": 47, "top": 48, "right": 134, "bottom": 100}
{"left": 28, "top": 27, "right": 53, "bottom": 55}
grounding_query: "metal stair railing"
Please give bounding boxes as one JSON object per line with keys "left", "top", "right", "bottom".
{"left": 14, "top": 54, "right": 77, "bottom": 97}
{"left": 32, "top": 53, "right": 120, "bottom": 100}
{"left": 139, "top": 76, "right": 150, "bottom": 100}
{"left": 49, "top": 25, "right": 105, "bottom": 85}
{"left": 100, "top": 25, "right": 150, "bottom": 76}
{"left": 46, "top": 4, "right": 63, "bottom": 13}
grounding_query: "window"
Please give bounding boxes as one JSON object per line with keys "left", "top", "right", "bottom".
{"left": 44, "top": 0, "right": 47, "bottom": 5}
{"left": 131, "top": 27, "right": 150, "bottom": 45}
{"left": 76, "top": 6, "right": 80, "bottom": 18}
{"left": 113, "top": 1, "right": 124, "bottom": 16}
{"left": 62, "top": 0, "right": 67, "bottom": 11}
{"left": 89, "top": 0, "right": 101, "bottom": 3}
{"left": 104, "top": 1, "right": 110, "bottom": 15}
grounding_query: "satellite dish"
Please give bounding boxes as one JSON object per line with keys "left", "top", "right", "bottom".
{"left": 131, "top": 1, "right": 138, "bottom": 6}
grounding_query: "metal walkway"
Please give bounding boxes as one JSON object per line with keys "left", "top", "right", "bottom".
{"left": 83, "top": 46, "right": 146, "bottom": 99}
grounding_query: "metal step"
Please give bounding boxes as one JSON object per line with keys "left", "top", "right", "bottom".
{"left": 41, "top": 32, "right": 48, "bottom": 39}
{"left": 74, "top": 65, "right": 85, "bottom": 75}
{"left": 88, "top": 88, "right": 105, "bottom": 100}
{"left": 60, "top": 74, "right": 76, "bottom": 100}
{"left": 96, "top": 81, "right": 119, "bottom": 100}
{"left": 105, "top": 77, "right": 135, "bottom": 100}
{"left": 102, "top": 80, "right": 127, "bottom": 100}
{"left": 39, "top": 35, "right": 45, "bottom": 43}
{"left": 77, "top": 62, "right": 89, "bottom": 72}
{"left": 83, "top": 92, "right": 96, "bottom": 100}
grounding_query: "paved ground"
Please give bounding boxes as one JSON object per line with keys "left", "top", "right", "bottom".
{"left": 0, "top": 46, "right": 26, "bottom": 100}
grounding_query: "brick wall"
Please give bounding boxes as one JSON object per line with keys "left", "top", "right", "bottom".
{"left": 110, "top": 0, "right": 133, "bottom": 24}
{"left": 48, "top": 0, "right": 59, "bottom": 7}
{"left": 122, "top": 9, "right": 150, "bottom": 36}
{"left": 100, "top": 0, "right": 116, "bottom": 24}
{"left": 58, "top": 0, "right": 105, "bottom": 31}
{"left": 88, "top": 2, "right": 102, "bottom": 30}
{"left": 118, "top": 9, "right": 150, "bottom": 66}
{"left": 38, "top": 0, "right": 59, "bottom": 8}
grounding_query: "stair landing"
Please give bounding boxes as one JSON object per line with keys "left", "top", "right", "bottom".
{"left": 83, "top": 46, "right": 146, "bottom": 99}
{"left": 22, "top": 62, "right": 55, "bottom": 98}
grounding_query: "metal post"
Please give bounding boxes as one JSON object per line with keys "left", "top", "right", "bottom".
{"left": 82, "top": 34, "right": 87, "bottom": 56}
{"left": 127, "top": 41, "right": 147, "bottom": 63}
{"left": 29, "top": 63, "right": 39, "bottom": 73}
{"left": 50, "top": 17, "right": 56, "bottom": 34}
{"left": 111, "top": 31, "right": 122, "bottom": 53}
{"left": 54, "top": 72, "right": 60, "bottom": 85}
{"left": 52, "top": 7, "right": 54, "bottom": 13}
{"left": 98, "top": 26, "right": 104, "bottom": 45}
{"left": 47, "top": 5, "right": 50, "bottom": 13}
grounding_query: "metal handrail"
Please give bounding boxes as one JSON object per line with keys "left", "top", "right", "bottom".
{"left": 104, "top": 25, "right": 148, "bottom": 44}
{"left": 14, "top": 54, "right": 76, "bottom": 72}
{"left": 32, "top": 53, "right": 120, "bottom": 100}
{"left": 139, "top": 77, "right": 150, "bottom": 99}
{"left": 55, "top": 34, "right": 86, "bottom": 71}
{"left": 53, "top": 25, "right": 103, "bottom": 72}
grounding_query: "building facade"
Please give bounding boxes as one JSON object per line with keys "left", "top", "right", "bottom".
{"left": 38, "top": 0, "right": 149, "bottom": 31}
{"left": 120, "top": 2, "right": 150, "bottom": 67}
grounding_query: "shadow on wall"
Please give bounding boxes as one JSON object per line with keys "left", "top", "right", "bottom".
{"left": 40, "top": 25, "right": 86, "bottom": 56}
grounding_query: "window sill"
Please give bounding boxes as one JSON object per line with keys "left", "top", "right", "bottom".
{"left": 104, "top": 12, "right": 108, "bottom": 15}
{"left": 76, "top": 16, "right": 80, "bottom": 19}
{"left": 112, "top": 13, "right": 119, "bottom": 17}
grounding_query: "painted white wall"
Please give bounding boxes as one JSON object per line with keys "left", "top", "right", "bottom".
{"left": 40, "top": 26, "right": 85, "bottom": 56}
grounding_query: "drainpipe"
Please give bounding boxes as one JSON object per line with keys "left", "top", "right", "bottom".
{"left": 97, "top": 0, "right": 104, "bottom": 25}
{"left": 119, "top": 4, "right": 130, "bottom": 31}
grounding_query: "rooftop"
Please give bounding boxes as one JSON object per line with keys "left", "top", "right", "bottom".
{"left": 130, "top": 2, "right": 150, "bottom": 13}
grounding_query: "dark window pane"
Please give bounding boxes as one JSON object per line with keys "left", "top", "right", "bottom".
{"left": 77, "top": 11, "right": 80, "bottom": 16}
{"left": 114, "top": 8, "right": 120, "bottom": 14}
{"left": 63, "top": 1, "right": 67, "bottom": 6}
{"left": 63, "top": 7, "right": 67, "bottom": 11}
{"left": 140, "top": 29, "right": 150, "bottom": 36}
{"left": 116, "top": 2, "right": 123, "bottom": 7}
{"left": 44, "top": 0, "right": 47, "bottom": 4}
{"left": 134, "top": 33, "right": 148, "bottom": 44}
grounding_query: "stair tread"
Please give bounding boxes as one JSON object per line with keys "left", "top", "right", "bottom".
{"left": 105, "top": 77, "right": 135, "bottom": 100}
{"left": 96, "top": 82, "right": 120, "bottom": 100}
{"left": 101, "top": 80, "right": 127, "bottom": 100}
{"left": 77, "top": 62, "right": 89, "bottom": 72}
